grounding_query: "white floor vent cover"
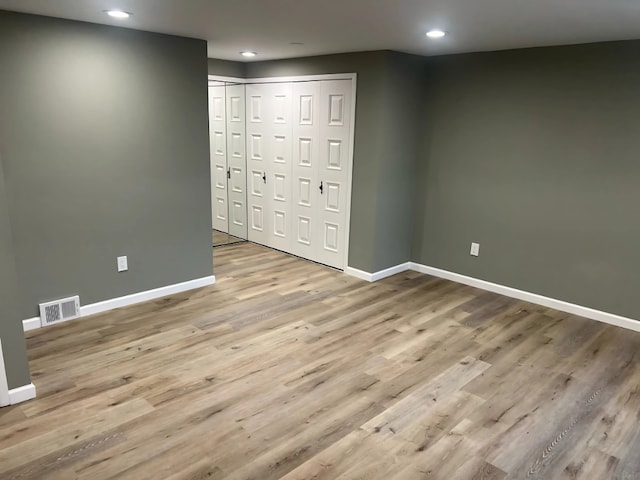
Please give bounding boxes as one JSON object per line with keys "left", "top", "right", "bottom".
{"left": 39, "top": 296, "right": 81, "bottom": 327}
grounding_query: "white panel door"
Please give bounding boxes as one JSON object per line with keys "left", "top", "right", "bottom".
{"left": 246, "top": 83, "right": 294, "bottom": 251}
{"left": 245, "top": 78, "right": 353, "bottom": 270}
{"left": 246, "top": 83, "right": 270, "bottom": 246}
{"left": 208, "top": 85, "right": 228, "bottom": 233}
{"left": 317, "top": 80, "right": 352, "bottom": 269}
{"left": 291, "top": 81, "right": 321, "bottom": 260}
{"left": 265, "top": 83, "right": 294, "bottom": 252}
{"left": 225, "top": 84, "right": 247, "bottom": 239}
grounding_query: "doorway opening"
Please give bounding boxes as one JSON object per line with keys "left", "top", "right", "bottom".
{"left": 208, "top": 73, "right": 357, "bottom": 268}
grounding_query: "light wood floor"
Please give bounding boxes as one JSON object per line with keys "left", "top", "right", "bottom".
{"left": 2, "top": 243, "right": 639, "bottom": 479}
{"left": 212, "top": 229, "right": 244, "bottom": 247}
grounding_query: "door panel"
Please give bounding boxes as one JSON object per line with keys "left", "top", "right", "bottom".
{"left": 291, "top": 81, "right": 321, "bottom": 260}
{"left": 324, "top": 181, "right": 341, "bottom": 212}
{"left": 246, "top": 83, "right": 293, "bottom": 251}
{"left": 274, "top": 210, "right": 286, "bottom": 237}
{"left": 208, "top": 85, "right": 228, "bottom": 233}
{"left": 266, "top": 83, "right": 293, "bottom": 252}
{"left": 225, "top": 84, "right": 247, "bottom": 239}
{"left": 323, "top": 222, "right": 340, "bottom": 252}
{"left": 317, "top": 80, "right": 352, "bottom": 269}
{"left": 245, "top": 84, "right": 270, "bottom": 246}
{"left": 297, "top": 216, "right": 312, "bottom": 245}
{"left": 251, "top": 205, "right": 264, "bottom": 232}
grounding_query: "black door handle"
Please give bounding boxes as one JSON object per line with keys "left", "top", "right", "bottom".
{"left": 319, "top": 181, "right": 323, "bottom": 194}
{"left": 227, "top": 167, "right": 231, "bottom": 179}
{"left": 262, "top": 172, "right": 267, "bottom": 184}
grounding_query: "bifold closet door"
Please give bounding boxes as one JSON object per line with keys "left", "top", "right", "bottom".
{"left": 291, "top": 79, "right": 352, "bottom": 269}
{"left": 247, "top": 79, "right": 353, "bottom": 270}
{"left": 246, "top": 83, "right": 294, "bottom": 251}
{"left": 317, "top": 79, "right": 352, "bottom": 268}
{"left": 291, "top": 81, "right": 320, "bottom": 261}
{"left": 208, "top": 85, "right": 228, "bottom": 233}
{"left": 225, "top": 84, "right": 247, "bottom": 239}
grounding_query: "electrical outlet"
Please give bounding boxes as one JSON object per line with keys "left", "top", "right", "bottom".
{"left": 470, "top": 243, "right": 480, "bottom": 257}
{"left": 117, "top": 256, "right": 128, "bottom": 272}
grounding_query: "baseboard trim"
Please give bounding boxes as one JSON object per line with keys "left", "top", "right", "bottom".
{"left": 409, "top": 262, "right": 640, "bottom": 333}
{"left": 80, "top": 275, "right": 216, "bottom": 317}
{"left": 23, "top": 275, "right": 216, "bottom": 331}
{"left": 8, "top": 383, "right": 36, "bottom": 405}
{"left": 345, "top": 262, "right": 411, "bottom": 282}
{"left": 22, "top": 317, "right": 40, "bottom": 332}
{"left": 344, "top": 266, "right": 375, "bottom": 282}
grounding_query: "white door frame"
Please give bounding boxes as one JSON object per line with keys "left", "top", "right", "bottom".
{"left": 207, "top": 73, "right": 357, "bottom": 271}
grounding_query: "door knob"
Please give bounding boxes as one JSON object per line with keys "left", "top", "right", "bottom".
{"left": 227, "top": 168, "right": 231, "bottom": 179}
{"left": 262, "top": 172, "right": 267, "bottom": 183}
{"left": 319, "top": 181, "right": 323, "bottom": 194}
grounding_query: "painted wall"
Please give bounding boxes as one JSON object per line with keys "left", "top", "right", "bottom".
{"left": 208, "top": 58, "right": 246, "bottom": 78}
{"left": 373, "top": 52, "right": 426, "bottom": 269}
{"left": 246, "top": 51, "right": 425, "bottom": 272}
{"left": 0, "top": 11, "right": 213, "bottom": 319}
{"left": 0, "top": 156, "right": 31, "bottom": 389}
{"left": 413, "top": 40, "right": 640, "bottom": 319}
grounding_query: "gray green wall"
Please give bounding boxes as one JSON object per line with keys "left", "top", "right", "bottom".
{"left": 374, "top": 52, "right": 426, "bottom": 270}
{"left": 0, "top": 11, "right": 213, "bottom": 321}
{"left": 413, "top": 40, "right": 640, "bottom": 319}
{"left": 208, "top": 58, "right": 246, "bottom": 78}
{"left": 246, "top": 51, "right": 425, "bottom": 272}
{"left": 0, "top": 156, "right": 31, "bottom": 389}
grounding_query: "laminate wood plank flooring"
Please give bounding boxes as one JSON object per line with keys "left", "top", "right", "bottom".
{"left": 1, "top": 242, "right": 639, "bottom": 479}
{"left": 212, "top": 229, "right": 244, "bottom": 247}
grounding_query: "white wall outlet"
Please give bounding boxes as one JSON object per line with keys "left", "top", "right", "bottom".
{"left": 117, "top": 256, "right": 128, "bottom": 272}
{"left": 470, "top": 243, "right": 480, "bottom": 257}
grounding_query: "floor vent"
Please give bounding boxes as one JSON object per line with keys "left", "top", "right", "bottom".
{"left": 39, "top": 296, "right": 81, "bottom": 327}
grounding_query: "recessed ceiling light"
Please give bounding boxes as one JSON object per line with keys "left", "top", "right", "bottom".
{"left": 241, "top": 51, "right": 257, "bottom": 58}
{"left": 426, "top": 29, "right": 446, "bottom": 39}
{"left": 105, "top": 10, "right": 131, "bottom": 19}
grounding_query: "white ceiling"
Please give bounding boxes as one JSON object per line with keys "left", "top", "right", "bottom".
{"left": 0, "top": 0, "right": 638, "bottom": 61}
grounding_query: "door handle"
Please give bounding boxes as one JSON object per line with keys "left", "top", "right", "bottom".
{"left": 319, "top": 181, "right": 323, "bottom": 194}
{"left": 262, "top": 172, "right": 267, "bottom": 184}
{"left": 227, "top": 167, "right": 231, "bottom": 179}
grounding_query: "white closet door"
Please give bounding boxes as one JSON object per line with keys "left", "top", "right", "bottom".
{"left": 246, "top": 78, "right": 353, "bottom": 270}
{"left": 246, "top": 83, "right": 294, "bottom": 250}
{"left": 246, "top": 84, "right": 270, "bottom": 246}
{"left": 225, "top": 84, "right": 247, "bottom": 239}
{"left": 266, "top": 83, "right": 294, "bottom": 252}
{"left": 291, "top": 81, "right": 321, "bottom": 260}
{"left": 317, "top": 80, "right": 352, "bottom": 269}
{"left": 208, "top": 85, "right": 228, "bottom": 233}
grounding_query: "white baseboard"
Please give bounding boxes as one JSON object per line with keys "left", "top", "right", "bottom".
{"left": 22, "top": 317, "right": 41, "bottom": 332}
{"left": 23, "top": 275, "right": 216, "bottom": 332}
{"left": 345, "top": 262, "right": 411, "bottom": 282}
{"left": 409, "top": 262, "right": 640, "bottom": 333}
{"left": 8, "top": 383, "right": 36, "bottom": 405}
{"left": 344, "top": 266, "right": 375, "bottom": 282}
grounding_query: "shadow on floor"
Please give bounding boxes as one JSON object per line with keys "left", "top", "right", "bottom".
{"left": 213, "top": 229, "right": 246, "bottom": 247}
